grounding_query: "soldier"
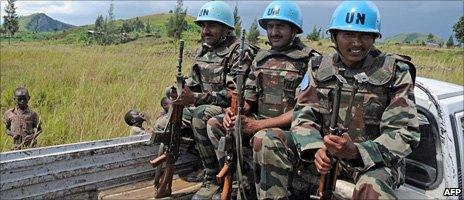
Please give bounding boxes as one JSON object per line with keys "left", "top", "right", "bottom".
{"left": 289, "top": 1, "right": 420, "bottom": 199}
{"left": 3, "top": 87, "right": 42, "bottom": 150}
{"left": 124, "top": 109, "right": 153, "bottom": 135}
{"left": 152, "top": 1, "right": 257, "bottom": 199}
{"left": 207, "top": 1, "right": 319, "bottom": 199}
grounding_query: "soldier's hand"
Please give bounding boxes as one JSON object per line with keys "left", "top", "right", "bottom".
{"left": 315, "top": 147, "right": 331, "bottom": 175}
{"left": 173, "top": 86, "right": 195, "bottom": 106}
{"left": 323, "top": 133, "right": 360, "bottom": 160}
{"left": 241, "top": 117, "right": 261, "bottom": 136}
{"left": 223, "top": 108, "right": 235, "bottom": 129}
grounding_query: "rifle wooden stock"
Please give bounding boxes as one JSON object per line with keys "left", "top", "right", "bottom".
{"left": 155, "top": 155, "right": 175, "bottom": 198}
{"left": 318, "top": 160, "right": 340, "bottom": 200}
{"left": 150, "top": 153, "right": 167, "bottom": 167}
{"left": 221, "top": 169, "right": 232, "bottom": 200}
{"left": 216, "top": 162, "right": 230, "bottom": 182}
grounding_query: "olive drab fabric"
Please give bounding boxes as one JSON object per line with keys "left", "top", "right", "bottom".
{"left": 3, "top": 107, "right": 40, "bottom": 146}
{"left": 207, "top": 37, "right": 319, "bottom": 199}
{"left": 154, "top": 34, "right": 258, "bottom": 198}
{"left": 291, "top": 49, "right": 420, "bottom": 199}
{"left": 244, "top": 38, "right": 318, "bottom": 119}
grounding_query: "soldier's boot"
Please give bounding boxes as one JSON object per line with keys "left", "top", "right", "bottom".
{"left": 192, "top": 175, "right": 221, "bottom": 200}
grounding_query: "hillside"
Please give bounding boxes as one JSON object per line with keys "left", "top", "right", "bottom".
{"left": 18, "top": 13, "right": 75, "bottom": 32}
{"left": 383, "top": 33, "right": 443, "bottom": 44}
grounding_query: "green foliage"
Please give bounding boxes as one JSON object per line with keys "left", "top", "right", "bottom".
{"left": 145, "top": 20, "right": 152, "bottom": 33}
{"left": 233, "top": 4, "right": 242, "bottom": 36}
{"left": 3, "top": 0, "right": 19, "bottom": 42}
{"left": 306, "top": 26, "right": 322, "bottom": 41}
{"left": 246, "top": 19, "right": 260, "bottom": 45}
{"left": 453, "top": 16, "right": 464, "bottom": 44}
{"left": 165, "top": 0, "right": 187, "bottom": 39}
{"left": 446, "top": 35, "right": 455, "bottom": 48}
{"left": 94, "top": 15, "right": 104, "bottom": 32}
{"left": 121, "top": 20, "right": 133, "bottom": 33}
{"left": 426, "top": 33, "right": 435, "bottom": 42}
{"left": 133, "top": 17, "right": 145, "bottom": 32}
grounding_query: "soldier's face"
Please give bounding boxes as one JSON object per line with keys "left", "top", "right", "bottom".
{"left": 335, "top": 31, "right": 375, "bottom": 67}
{"left": 201, "top": 21, "right": 226, "bottom": 46}
{"left": 265, "top": 20, "right": 296, "bottom": 50}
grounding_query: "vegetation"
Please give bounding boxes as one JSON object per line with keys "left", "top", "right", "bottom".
{"left": 246, "top": 19, "right": 260, "bottom": 45}
{"left": 306, "top": 26, "right": 322, "bottom": 41}
{"left": 233, "top": 4, "right": 242, "bottom": 36}
{"left": 453, "top": 16, "right": 464, "bottom": 44}
{"left": 165, "top": 0, "right": 188, "bottom": 39}
{"left": 3, "top": 0, "right": 19, "bottom": 43}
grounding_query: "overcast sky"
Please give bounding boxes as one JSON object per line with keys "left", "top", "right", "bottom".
{"left": 0, "top": 1, "right": 462, "bottom": 40}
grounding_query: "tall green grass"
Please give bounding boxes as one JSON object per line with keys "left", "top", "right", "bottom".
{"left": 0, "top": 38, "right": 462, "bottom": 152}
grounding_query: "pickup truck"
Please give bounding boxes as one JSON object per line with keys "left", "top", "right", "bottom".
{"left": 1, "top": 76, "right": 462, "bottom": 200}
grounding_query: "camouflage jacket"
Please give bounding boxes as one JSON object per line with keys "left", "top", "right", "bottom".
{"left": 186, "top": 33, "right": 257, "bottom": 107}
{"left": 3, "top": 107, "right": 40, "bottom": 137}
{"left": 244, "top": 38, "right": 319, "bottom": 119}
{"left": 291, "top": 49, "right": 420, "bottom": 173}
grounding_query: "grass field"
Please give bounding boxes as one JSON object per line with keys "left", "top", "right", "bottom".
{"left": 0, "top": 37, "right": 462, "bottom": 152}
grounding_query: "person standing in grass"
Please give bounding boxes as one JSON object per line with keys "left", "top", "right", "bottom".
{"left": 3, "top": 87, "right": 42, "bottom": 150}
{"left": 153, "top": 1, "right": 257, "bottom": 199}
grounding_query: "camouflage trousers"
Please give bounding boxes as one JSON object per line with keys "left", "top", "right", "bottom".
{"left": 191, "top": 105, "right": 223, "bottom": 176}
{"left": 251, "top": 128, "right": 297, "bottom": 199}
{"left": 252, "top": 128, "right": 401, "bottom": 200}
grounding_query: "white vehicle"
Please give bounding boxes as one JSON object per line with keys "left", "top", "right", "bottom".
{"left": 1, "top": 77, "right": 462, "bottom": 199}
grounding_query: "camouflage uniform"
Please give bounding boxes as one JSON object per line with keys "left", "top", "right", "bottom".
{"left": 267, "top": 49, "right": 419, "bottom": 199}
{"left": 207, "top": 38, "right": 318, "bottom": 199}
{"left": 3, "top": 107, "right": 40, "bottom": 147}
{"left": 154, "top": 33, "right": 256, "bottom": 177}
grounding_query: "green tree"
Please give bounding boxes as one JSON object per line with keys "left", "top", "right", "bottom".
{"left": 233, "top": 4, "right": 242, "bottom": 37}
{"left": 246, "top": 19, "right": 260, "bottom": 45}
{"left": 306, "top": 26, "right": 322, "bottom": 41}
{"left": 145, "top": 20, "right": 152, "bottom": 33}
{"left": 133, "top": 17, "right": 145, "bottom": 32}
{"left": 165, "top": 0, "right": 187, "bottom": 39}
{"left": 453, "top": 16, "right": 464, "bottom": 44}
{"left": 446, "top": 35, "right": 455, "bottom": 48}
{"left": 3, "top": 0, "right": 19, "bottom": 44}
{"left": 426, "top": 33, "right": 435, "bottom": 43}
{"left": 94, "top": 15, "right": 104, "bottom": 32}
{"left": 121, "top": 20, "right": 133, "bottom": 33}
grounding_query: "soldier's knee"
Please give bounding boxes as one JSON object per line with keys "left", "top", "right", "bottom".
{"left": 192, "top": 106, "right": 207, "bottom": 120}
{"left": 252, "top": 130, "right": 276, "bottom": 153}
{"left": 353, "top": 168, "right": 397, "bottom": 199}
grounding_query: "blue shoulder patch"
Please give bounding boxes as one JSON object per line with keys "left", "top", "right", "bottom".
{"left": 299, "top": 72, "right": 310, "bottom": 91}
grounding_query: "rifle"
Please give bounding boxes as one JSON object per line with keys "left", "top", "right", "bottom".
{"left": 216, "top": 29, "right": 247, "bottom": 200}
{"left": 149, "top": 40, "right": 185, "bottom": 199}
{"left": 12, "top": 117, "right": 41, "bottom": 150}
{"left": 317, "top": 72, "right": 369, "bottom": 200}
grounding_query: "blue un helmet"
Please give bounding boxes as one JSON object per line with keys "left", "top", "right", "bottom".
{"left": 259, "top": 1, "right": 303, "bottom": 34}
{"left": 328, "top": 1, "right": 381, "bottom": 38}
{"left": 195, "top": 1, "right": 234, "bottom": 29}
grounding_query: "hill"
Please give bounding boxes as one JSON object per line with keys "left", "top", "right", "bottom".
{"left": 383, "top": 33, "right": 443, "bottom": 44}
{"left": 18, "top": 13, "right": 75, "bottom": 32}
